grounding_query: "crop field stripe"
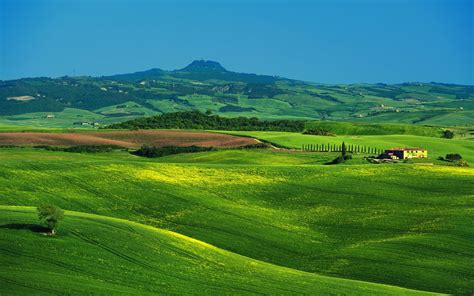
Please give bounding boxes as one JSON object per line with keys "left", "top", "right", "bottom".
{"left": 0, "top": 130, "right": 258, "bottom": 148}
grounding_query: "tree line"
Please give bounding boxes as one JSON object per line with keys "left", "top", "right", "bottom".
{"left": 131, "top": 145, "right": 215, "bottom": 158}
{"left": 34, "top": 145, "right": 125, "bottom": 153}
{"left": 302, "top": 143, "right": 383, "bottom": 154}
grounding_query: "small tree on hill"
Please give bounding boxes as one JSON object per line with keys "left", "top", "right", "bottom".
{"left": 37, "top": 205, "right": 64, "bottom": 235}
{"left": 341, "top": 142, "right": 347, "bottom": 157}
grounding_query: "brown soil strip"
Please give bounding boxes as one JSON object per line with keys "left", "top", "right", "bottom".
{"left": 0, "top": 130, "right": 258, "bottom": 148}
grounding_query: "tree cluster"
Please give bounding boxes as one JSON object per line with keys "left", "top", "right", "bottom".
{"left": 108, "top": 111, "right": 306, "bottom": 132}
{"left": 302, "top": 128, "right": 334, "bottom": 136}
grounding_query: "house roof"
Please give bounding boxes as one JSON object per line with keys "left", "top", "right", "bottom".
{"left": 386, "top": 147, "right": 426, "bottom": 151}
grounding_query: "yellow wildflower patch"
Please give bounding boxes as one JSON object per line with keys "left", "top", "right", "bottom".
{"left": 414, "top": 165, "right": 474, "bottom": 176}
{"left": 342, "top": 166, "right": 392, "bottom": 176}
{"left": 108, "top": 164, "right": 283, "bottom": 186}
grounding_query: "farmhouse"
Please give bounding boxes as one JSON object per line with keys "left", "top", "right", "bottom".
{"left": 383, "top": 147, "right": 427, "bottom": 159}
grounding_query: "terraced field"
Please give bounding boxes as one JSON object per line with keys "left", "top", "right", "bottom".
{"left": 0, "top": 147, "right": 473, "bottom": 294}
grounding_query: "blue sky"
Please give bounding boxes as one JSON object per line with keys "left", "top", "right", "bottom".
{"left": 1, "top": 0, "right": 472, "bottom": 84}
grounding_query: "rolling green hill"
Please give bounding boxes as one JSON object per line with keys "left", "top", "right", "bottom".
{"left": 1, "top": 60, "right": 472, "bottom": 127}
{"left": 1, "top": 206, "right": 436, "bottom": 295}
{"left": 0, "top": 147, "right": 472, "bottom": 294}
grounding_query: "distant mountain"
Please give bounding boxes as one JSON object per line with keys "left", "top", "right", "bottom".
{"left": 180, "top": 60, "right": 227, "bottom": 72}
{"left": 105, "top": 68, "right": 166, "bottom": 81}
{"left": 0, "top": 60, "right": 473, "bottom": 127}
{"left": 106, "top": 60, "right": 280, "bottom": 83}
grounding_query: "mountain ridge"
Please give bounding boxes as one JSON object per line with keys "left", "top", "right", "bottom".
{"left": 0, "top": 60, "right": 473, "bottom": 127}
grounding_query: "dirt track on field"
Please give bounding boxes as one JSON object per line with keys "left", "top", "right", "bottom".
{"left": 0, "top": 130, "right": 258, "bottom": 148}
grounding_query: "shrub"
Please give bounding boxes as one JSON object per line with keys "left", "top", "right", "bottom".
{"left": 33, "top": 145, "right": 62, "bottom": 151}
{"left": 326, "top": 154, "right": 352, "bottom": 165}
{"left": 445, "top": 153, "right": 462, "bottom": 161}
{"left": 240, "top": 143, "right": 270, "bottom": 149}
{"left": 442, "top": 130, "right": 454, "bottom": 139}
{"left": 326, "top": 156, "right": 344, "bottom": 165}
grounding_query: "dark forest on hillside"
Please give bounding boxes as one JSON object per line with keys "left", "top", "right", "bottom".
{"left": 107, "top": 111, "right": 305, "bottom": 132}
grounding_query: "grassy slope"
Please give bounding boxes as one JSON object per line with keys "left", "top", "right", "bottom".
{"left": 222, "top": 131, "right": 474, "bottom": 163}
{"left": 0, "top": 206, "right": 435, "bottom": 295}
{"left": 0, "top": 149, "right": 473, "bottom": 294}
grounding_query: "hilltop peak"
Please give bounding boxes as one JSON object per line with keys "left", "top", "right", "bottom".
{"left": 181, "top": 60, "right": 227, "bottom": 72}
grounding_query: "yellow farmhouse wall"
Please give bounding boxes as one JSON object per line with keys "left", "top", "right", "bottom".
{"left": 402, "top": 150, "right": 428, "bottom": 159}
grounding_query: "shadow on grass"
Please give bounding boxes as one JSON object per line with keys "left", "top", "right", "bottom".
{"left": 0, "top": 223, "right": 50, "bottom": 233}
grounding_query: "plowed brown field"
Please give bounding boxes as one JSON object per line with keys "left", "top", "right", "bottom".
{"left": 0, "top": 130, "right": 257, "bottom": 148}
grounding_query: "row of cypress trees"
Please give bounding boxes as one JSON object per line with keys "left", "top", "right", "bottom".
{"left": 302, "top": 143, "right": 383, "bottom": 154}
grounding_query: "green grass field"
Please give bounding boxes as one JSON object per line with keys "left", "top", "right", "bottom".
{"left": 1, "top": 206, "right": 436, "bottom": 295}
{"left": 0, "top": 147, "right": 473, "bottom": 294}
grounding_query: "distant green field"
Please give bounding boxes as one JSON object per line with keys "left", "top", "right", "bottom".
{"left": 0, "top": 108, "right": 104, "bottom": 128}
{"left": 221, "top": 131, "right": 474, "bottom": 163}
{"left": 1, "top": 206, "right": 434, "bottom": 295}
{"left": 352, "top": 110, "right": 474, "bottom": 126}
{"left": 305, "top": 121, "right": 444, "bottom": 137}
{"left": 0, "top": 148, "right": 473, "bottom": 294}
